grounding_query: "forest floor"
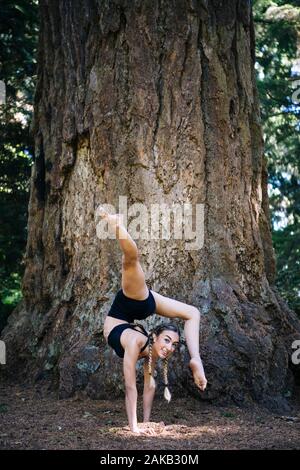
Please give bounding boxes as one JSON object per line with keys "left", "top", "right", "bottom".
{"left": 0, "top": 381, "right": 300, "bottom": 450}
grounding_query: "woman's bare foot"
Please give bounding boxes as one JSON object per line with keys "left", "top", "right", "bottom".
{"left": 97, "top": 207, "right": 130, "bottom": 241}
{"left": 98, "top": 207, "right": 124, "bottom": 227}
{"left": 189, "top": 358, "right": 207, "bottom": 391}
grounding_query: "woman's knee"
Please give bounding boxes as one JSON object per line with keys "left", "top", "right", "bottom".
{"left": 122, "top": 253, "right": 139, "bottom": 267}
{"left": 187, "top": 306, "right": 201, "bottom": 321}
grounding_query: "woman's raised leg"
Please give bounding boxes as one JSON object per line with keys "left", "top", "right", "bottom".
{"left": 98, "top": 209, "right": 149, "bottom": 300}
{"left": 151, "top": 291, "right": 207, "bottom": 391}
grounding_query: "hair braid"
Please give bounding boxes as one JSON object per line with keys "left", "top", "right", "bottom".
{"left": 163, "top": 357, "right": 171, "bottom": 402}
{"left": 148, "top": 334, "right": 156, "bottom": 388}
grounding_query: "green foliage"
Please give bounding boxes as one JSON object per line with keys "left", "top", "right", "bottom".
{"left": 0, "top": 0, "right": 38, "bottom": 332}
{"left": 254, "top": 0, "right": 300, "bottom": 315}
{"left": 273, "top": 224, "right": 300, "bottom": 313}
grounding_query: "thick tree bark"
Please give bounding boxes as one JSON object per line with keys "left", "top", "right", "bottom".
{"left": 2, "top": 0, "right": 300, "bottom": 410}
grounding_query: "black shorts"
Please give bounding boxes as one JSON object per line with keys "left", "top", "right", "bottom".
{"left": 107, "top": 289, "right": 156, "bottom": 323}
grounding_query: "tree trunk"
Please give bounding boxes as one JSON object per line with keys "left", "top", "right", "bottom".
{"left": 2, "top": 0, "right": 300, "bottom": 410}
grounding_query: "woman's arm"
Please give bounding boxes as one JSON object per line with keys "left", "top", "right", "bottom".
{"left": 123, "top": 346, "right": 140, "bottom": 433}
{"left": 143, "top": 360, "right": 156, "bottom": 422}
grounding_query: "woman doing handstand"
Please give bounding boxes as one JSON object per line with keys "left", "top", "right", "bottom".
{"left": 100, "top": 209, "right": 207, "bottom": 435}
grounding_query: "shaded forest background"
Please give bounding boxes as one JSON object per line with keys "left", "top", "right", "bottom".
{"left": 0, "top": 0, "right": 299, "bottom": 333}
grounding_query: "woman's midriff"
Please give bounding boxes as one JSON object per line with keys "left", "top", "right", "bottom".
{"left": 103, "top": 315, "right": 128, "bottom": 341}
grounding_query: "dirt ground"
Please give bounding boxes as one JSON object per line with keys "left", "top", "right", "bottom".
{"left": 0, "top": 381, "right": 299, "bottom": 450}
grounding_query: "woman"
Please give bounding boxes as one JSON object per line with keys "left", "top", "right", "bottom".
{"left": 100, "top": 209, "right": 207, "bottom": 435}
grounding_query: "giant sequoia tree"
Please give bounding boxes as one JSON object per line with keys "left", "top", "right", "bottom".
{"left": 2, "top": 0, "right": 300, "bottom": 409}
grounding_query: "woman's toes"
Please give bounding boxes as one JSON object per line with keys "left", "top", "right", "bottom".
{"left": 98, "top": 207, "right": 109, "bottom": 218}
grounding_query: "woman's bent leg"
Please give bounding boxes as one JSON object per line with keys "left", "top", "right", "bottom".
{"left": 98, "top": 209, "right": 148, "bottom": 300}
{"left": 151, "top": 291, "right": 207, "bottom": 390}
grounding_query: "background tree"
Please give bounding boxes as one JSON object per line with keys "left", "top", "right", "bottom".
{"left": 0, "top": 0, "right": 38, "bottom": 331}
{"left": 1, "top": 0, "right": 300, "bottom": 408}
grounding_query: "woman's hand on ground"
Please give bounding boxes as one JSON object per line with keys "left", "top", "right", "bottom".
{"left": 129, "top": 426, "right": 155, "bottom": 436}
{"left": 129, "top": 421, "right": 165, "bottom": 436}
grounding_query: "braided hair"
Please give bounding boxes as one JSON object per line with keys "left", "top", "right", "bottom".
{"left": 147, "top": 322, "right": 180, "bottom": 402}
{"left": 147, "top": 334, "right": 156, "bottom": 388}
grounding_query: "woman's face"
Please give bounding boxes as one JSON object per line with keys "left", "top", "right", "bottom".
{"left": 152, "top": 329, "right": 180, "bottom": 359}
